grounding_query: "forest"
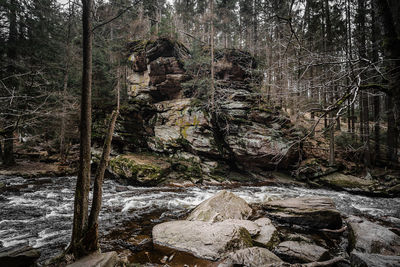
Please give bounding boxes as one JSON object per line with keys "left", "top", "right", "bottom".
{"left": 0, "top": 0, "right": 399, "bottom": 266}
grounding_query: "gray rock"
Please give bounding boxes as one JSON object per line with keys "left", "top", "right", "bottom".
{"left": 0, "top": 246, "right": 40, "bottom": 267}
{"left": 253, "top": 218, "right": 278, "bottom": 248}
{"left": 273, "top": 241, "right": 330, "bottom": 263}
{"left": 263, "top": 197, "right": 342, "bottom": 229}
{"left": 187, "top": 190, "right": 253, "bottom": 222}
{"left": 152, "top": 220, "right": 253, "bottom": 260}
{"left": 66, "top": 252, "right": 118, "bottom": 267}
{"left": 219, "top": 247, "right": 282, "bottom": 267}
{"left": 223, "top": 219, "right": 260, "bottom": 236}
{"left": 350, "top": 252, "right": 400, "bottom": 267}
{"left": 348, "top": 216, "right": 400, "bottom": 255}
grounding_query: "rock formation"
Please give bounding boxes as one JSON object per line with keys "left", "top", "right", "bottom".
{"left": 115, "top": 38, "right": 301, "bottom": 178}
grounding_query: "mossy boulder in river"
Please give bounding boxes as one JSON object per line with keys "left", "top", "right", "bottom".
{"left": 108, "top": 155, "right": 165, "bottom": 186}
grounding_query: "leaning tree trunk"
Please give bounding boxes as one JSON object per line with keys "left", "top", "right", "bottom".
{"left": 70, "top": 0, "right": 93, "bottom": 259}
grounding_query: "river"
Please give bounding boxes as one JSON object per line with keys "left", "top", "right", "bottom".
{"left": 0, "top": 175, "right": 399, "bottom": 264}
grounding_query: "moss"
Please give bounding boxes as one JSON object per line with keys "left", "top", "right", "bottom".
{"left": 266, "top": 230, "right": 280, "bottom": 250}
{"left": 109, "top": 156, "right": 163, "bottom": 184}
{"left": 225, "top": 227, "right": 253, "bottom": 252}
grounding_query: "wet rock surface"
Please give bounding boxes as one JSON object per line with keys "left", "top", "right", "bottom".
{"left": 273, "top": 241, "right": 330, "bottom": 263}
{"left": 348, "top": 215, "right": 400, "bottom": 255}
{"left": 350, "top": 252, "right": 400, "bottom": 267}
{"left": 219, "top": 247, "right": 282, "bottom": 267}
{"left": 0, "top": 245, "right": 40, "bottom": 267}
{"left": 66, "top": 251, "right": 118, "bottom": 267}
{"left": 262, "top": 197, "right": 342, "bottom": 229}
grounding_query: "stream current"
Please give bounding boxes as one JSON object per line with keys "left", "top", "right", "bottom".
{"left": 0, "top": 175, "right": 399, "bottom": 264}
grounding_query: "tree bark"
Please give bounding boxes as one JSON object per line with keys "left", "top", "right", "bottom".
{"left": 375, "top": 0, "right": 400, "bottom": 163}
{"left": 3, "top": 131, "right": 15, "bottom": 166}
{"left": 71, "top": 0, "right": 93, "bottom": 258}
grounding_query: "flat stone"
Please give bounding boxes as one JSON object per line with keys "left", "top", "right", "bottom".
{"left": 0, "top": 246, "right": 40, "bottom": 267}
{"left": 152, "top": 220, "right": 253, "bottom": 260}
{"left": 348, "top": 216, "right": 400, "bottom": 255}
{"left": 253, "top": 218, "right": 278, "bottom": 248}
{"left": 350, "top": 252, "right": 400, "bottom": 267}
{"left": 187, "top": 190, "right": 253, "bottom": 222}
{"left": 273, "top": 241, "right": 330, "bottom": 263}
{"left": 263, "top": 197, "right": 342, "bottom": 229}
{"left": 66, "top": 252, "right": 118, "bottom": 267}
{"left": 218, "top": 247, "right": 282, "bottom": 267}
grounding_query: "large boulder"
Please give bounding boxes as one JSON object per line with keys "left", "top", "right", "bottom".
{"left": 66, "top": 252, "right": 118, "bottom": 267}
{"left": 0, "top": 246, "right": 40, "bottom": 267}
{"left": 350, "top": 252, "right": 400, "bottom": 267}
{"left": 262, "top": 197, "right": 342, "bottom": 230}
{"left": 218, "top": 247, "right": 282, "bottom": 267}
{"left": 273, "top": 241, "right": 330, "bottom": 263}
{"left": 187, "top": 190, "right": 253, "bottom": 222}
{"left": 347, "top": 216, "right": 400, "bottom": 255}
{"left": 152, "top": 220, "right": 253, "bottom": 260}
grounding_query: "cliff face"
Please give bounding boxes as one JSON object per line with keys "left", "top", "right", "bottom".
{"left": 116, "top": 38, "right": 300, "bottom": 175}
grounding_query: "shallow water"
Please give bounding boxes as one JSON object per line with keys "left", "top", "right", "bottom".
{"left": 0, "top": 175, "right": 399, "bottom": 264}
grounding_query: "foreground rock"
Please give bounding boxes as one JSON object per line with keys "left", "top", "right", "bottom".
{"left": 350, "top": 252, "right": 400, "bottom": 267}
{"left": 152, "top": 220, "right": 253, "bottom": 260}
{"left": 66, "top": 252, "right": 118, "bottom": 267}
{"left": 273, "top": 241, "right": 330, "bottom": 263}
{"left": 253, "top": 218, "right": 279, "bottom": 249}
{"left": 262, "top": 197, "right": 342, "bottom": 229}
{"left": 187, "top": 190, "right": 253, "bottom": 222}
{"left": 0, "top": 246, "right": 40, "bottom": 267}
{"left": 348, "top": 216, "right": 400, "bottom": 255}
{"left": 219, "top": 247, "right": 282, "bottom": 267}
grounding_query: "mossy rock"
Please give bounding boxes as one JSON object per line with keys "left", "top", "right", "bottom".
{"left": 108, "top": 156, "right": 164, "bottom": 186}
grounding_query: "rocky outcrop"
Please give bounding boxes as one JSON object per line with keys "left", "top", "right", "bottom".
{"left": 152, "top": 220, "right": 253, "bottom": 260}
{"left": 262, "top": 197, "right": 342, "bottom": 230}
{"left": 186, "top": 190, "right": 253, "bottom": 222}
{"left": 273, "top": 241, "right": 330, "bottom": 263}
{"left": 347, "top": 216, "right": 400, "bottom": 255}
{"left": 219, "top": 247, "right": 282, "bottom": 267}
{"left": 115, "top": 38, "right": 301, "bottom": 179}
{"left": 0, "top": 246, "right": 40, "bottom": 267}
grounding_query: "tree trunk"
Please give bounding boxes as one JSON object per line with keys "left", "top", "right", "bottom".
{"left": 357, "top": 0, "right": 371, "bottom": 167}
{"left": 60, "top": 0, "right": 75, "bottom": 163}
{"left": 371, "top": 1, "right": 381, "bottom": 162}
{"left": 375, "top": 0, "right": 400, "bottom": 163}
{"left": 3, "top": 0, "right": 18, "bottom": 166}
{"left": 70, "top": 0, "right": 93, "bottom": 259}
{"left": 84, "top": 109, "right": 119, "bottom": 252}
{"left": 3, "top": 131, "right": 15, "bottom": 166}
{"left": 210, "top": 0, "right": 215, "bottom": 111}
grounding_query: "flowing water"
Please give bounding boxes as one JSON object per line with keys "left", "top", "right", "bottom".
{"left": 0, "top": 175, "right": 399, "bottom": 264}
